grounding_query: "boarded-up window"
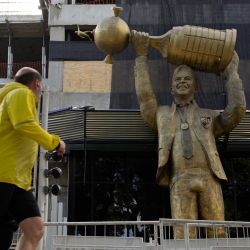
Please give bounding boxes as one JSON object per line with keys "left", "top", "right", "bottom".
{"left": 63, "top": 61, "right": 112, "bottom": 93}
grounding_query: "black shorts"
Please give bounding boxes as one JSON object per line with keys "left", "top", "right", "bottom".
{"left": 0, "top": 182, "right": 41, "bottom": 225}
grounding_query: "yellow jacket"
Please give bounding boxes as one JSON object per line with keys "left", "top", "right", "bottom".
{"left": 0, "top": 82, "right": 60, "bottom": 190}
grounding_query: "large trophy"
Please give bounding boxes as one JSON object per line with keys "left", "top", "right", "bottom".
{"left": 76, "top": 6, "right": 236, "bottom": 73}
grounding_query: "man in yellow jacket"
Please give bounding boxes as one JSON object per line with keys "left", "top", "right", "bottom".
{"left": 0, "top": 67, "right": 66, "bottom": 250}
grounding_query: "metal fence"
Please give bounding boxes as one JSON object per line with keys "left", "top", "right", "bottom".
{"left": 44, "top": 221, "right": 159, "bottom": 250}
{"left": 159, "top": 219, "right": 250, "bottom": 250}
{"left": 10, "top": 219, "right": 250, "bottom": 250}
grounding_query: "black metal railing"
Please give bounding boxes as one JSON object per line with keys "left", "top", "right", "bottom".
{"left": 0, "top": 61, "right": 42, "bottom": 78}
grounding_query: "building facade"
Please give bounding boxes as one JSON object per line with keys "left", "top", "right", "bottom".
{"left": 1, "top": 0, "right": 250, "bottom": 225}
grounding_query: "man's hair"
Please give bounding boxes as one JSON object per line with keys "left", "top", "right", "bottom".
{"left": 172, "top": 64, "right": 197, "bottom": 84}
{"left": 14, "top": 67, "right": 41, "bottom": 85}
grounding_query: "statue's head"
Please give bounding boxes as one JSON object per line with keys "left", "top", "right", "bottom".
{"left": 171, "top": 64, "right": 197, "bottom": 101}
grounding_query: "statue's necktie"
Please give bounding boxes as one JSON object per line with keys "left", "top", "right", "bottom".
{"left": 177, "top": 106, "right": 193, "bottom": 159}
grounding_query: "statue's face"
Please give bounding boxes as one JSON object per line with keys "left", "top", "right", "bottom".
{"left": 171, "top": 69, "right": 196, "bottom": 99}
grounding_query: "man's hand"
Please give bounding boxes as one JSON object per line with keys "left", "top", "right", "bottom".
{"left": 130, "top": 30, "right": 150, "bottom": 57}
{"left": 56, "top": 140, "right": 66, "bottom": 157}
{"left": 221, "top": 51, "right": 239, "bottom": 80}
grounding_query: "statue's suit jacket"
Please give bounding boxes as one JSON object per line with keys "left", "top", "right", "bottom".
{"left": 155, "top": 84, "right": 245, "bottom": 187}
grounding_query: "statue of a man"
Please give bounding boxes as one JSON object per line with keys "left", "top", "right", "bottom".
{"left": 131, "top": 30, "right": 246, "bottom": 238}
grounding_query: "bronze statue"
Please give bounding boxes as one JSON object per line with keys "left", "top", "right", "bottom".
{"left": 76, "top": 5, "right": 246, "bottom": 238}
{"left": 131, "top": 30, "right": 246, "bottom": 238}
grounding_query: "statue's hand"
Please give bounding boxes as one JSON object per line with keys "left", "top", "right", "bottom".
{"left": 221, "top": 51, "right": 239, "bottom": 80}
{"left": 130, "top": 30, "right": 150, "bottom": 57}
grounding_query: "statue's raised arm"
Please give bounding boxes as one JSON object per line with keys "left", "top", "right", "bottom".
{"left": 131, "top": 30, "right": 158, "bottom": 130}
{"left": 214, "top": 51, "right": 246, "bottom": 137}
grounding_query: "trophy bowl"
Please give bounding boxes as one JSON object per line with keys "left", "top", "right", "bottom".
{"left": 94, "top": 7, "right": 130, "bottom": 63}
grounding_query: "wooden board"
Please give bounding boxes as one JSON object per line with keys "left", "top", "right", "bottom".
{"left": 63, "top": 61, "right": 112, "bottom": 93}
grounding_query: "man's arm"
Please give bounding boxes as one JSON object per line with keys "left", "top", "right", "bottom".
{"left": 131, "top": 30, "right": 158, "bottom": 130}
{"left": 7, "top": 89, "right": 66, "bottom": 154}
{"left": 15, "top": 121, "right": 65, "bottom": 153}
{"left": 214, "top": 51, "right": 246, "bottom": 137}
